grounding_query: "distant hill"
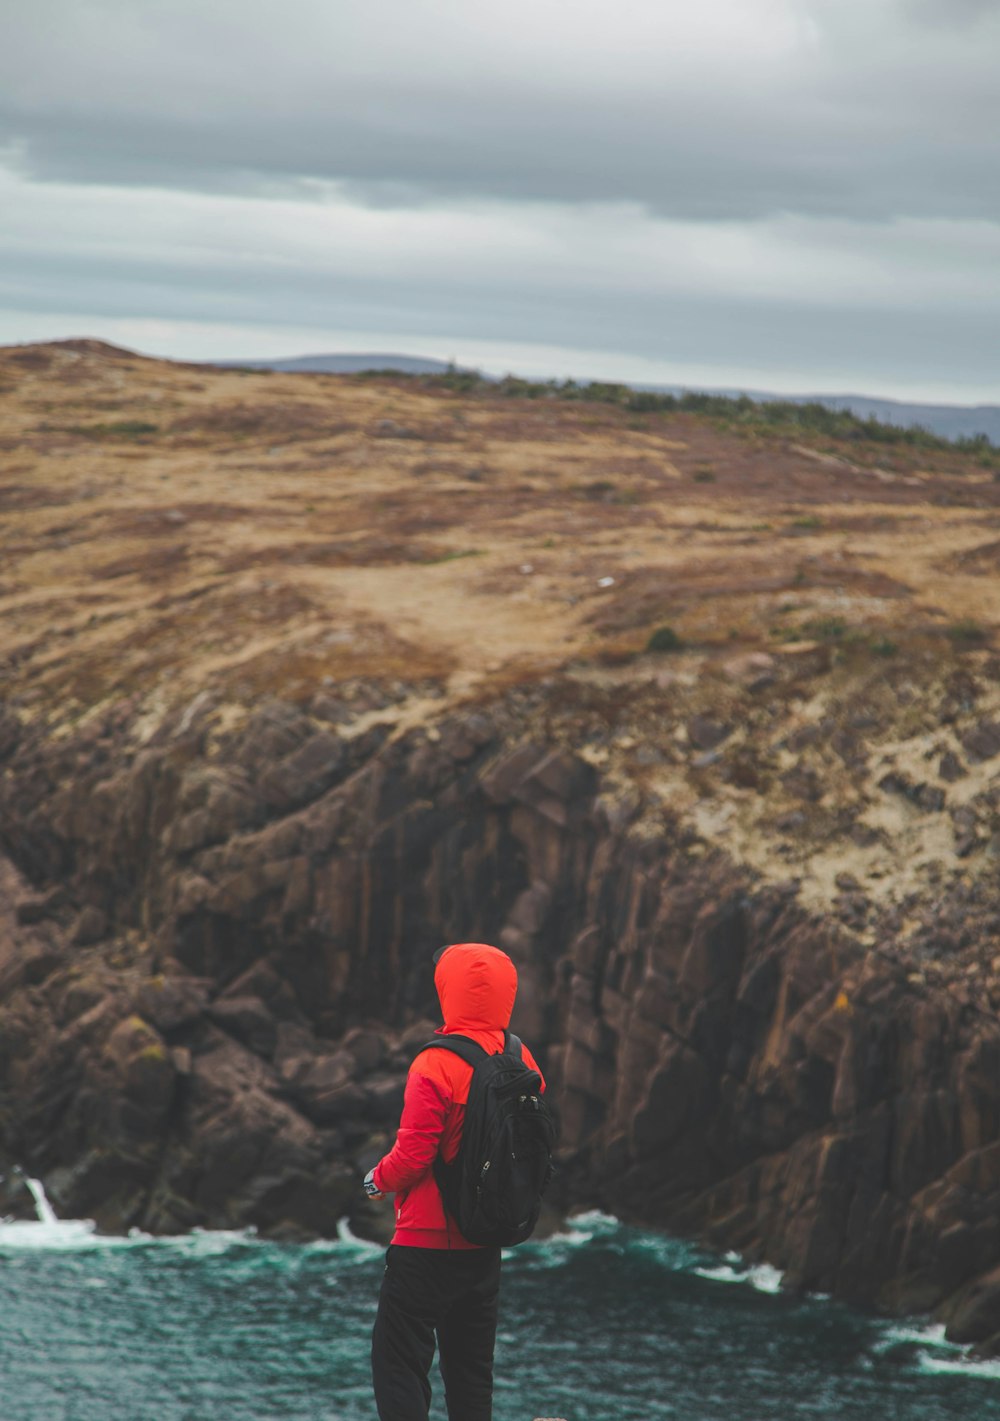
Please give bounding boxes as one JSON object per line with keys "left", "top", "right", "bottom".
{"left": 215, "top": 352, "right": 461, "bottom": 377}
{"left": 797, "top": 393, "right": 1000, "bottom": 445}
{"left": 211, "top": 352, "right": 999, "bottom": 444}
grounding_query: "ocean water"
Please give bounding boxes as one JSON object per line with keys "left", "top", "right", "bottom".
{"left": 1, "top": 1193, "right": 999, "bottom": 1421}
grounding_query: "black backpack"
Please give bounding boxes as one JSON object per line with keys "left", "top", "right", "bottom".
{"left": 421, "top": 1030, "right": 558, "bottom": 1247}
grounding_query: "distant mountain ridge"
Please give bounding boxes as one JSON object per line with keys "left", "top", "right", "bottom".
{"left": 217, "top": 352, "right": 457, "bottom": 377}
{"left": 213, "top": 352, "right": 1000, "bottom": 443}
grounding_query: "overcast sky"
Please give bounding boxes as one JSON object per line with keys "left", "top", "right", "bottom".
{"left": 2, "top": 0, "right": 999, "bottom": 400}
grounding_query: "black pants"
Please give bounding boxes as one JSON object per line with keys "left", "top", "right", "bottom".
{"left": 371, "top": 1244, "right": 502, "bottom": 1421}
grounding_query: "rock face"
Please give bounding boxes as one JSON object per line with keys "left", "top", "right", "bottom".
{"left": 2, "top": 694, "right": 1000, "bottom": 1350}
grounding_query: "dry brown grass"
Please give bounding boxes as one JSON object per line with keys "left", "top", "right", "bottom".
{"left": 2, "top": 338, "right": 999, "bottom": 735}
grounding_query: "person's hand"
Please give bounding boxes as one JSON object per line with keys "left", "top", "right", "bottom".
{"left": 363, "top": 1168, "right": 385, "bottom": 1200}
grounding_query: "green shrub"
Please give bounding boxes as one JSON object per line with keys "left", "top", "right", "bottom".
{"left": 769, "top": 624, "right": 803, "bottom": 643}
{"left": 803, "top": 616, "right": 848, "bottom": 640}
{"left": 422, "top": 548, "right": 481, "bottom": 565}
{"left": 945, "top": 618, "right": 988, "bottom": 645}
{"left": 580, "top": 479, "right": 615, "bottom": 500}
{"left": 74, "top": 419, "right": 159, "bottom": 439}
{"left": 408, "top": 367, "right": 1000, "bottom": 463}
{"left": 646, "top": 625, "right": 684, "bottom": 652}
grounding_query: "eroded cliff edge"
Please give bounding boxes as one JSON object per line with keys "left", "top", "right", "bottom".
{"left": 5, "top": 340, "right": 1000, "bottom": 1352}
{"left": 3, "top": 672, "right": 1000, "bottom": 1353}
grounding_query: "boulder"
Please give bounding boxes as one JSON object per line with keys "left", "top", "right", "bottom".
{"left": 939, "top": 750, "right": 967, "bottom": 783}
{"left": 259, "top": 731, "right": 346, "bottom": 812}
{"left": 208, "top": 995, "right": 278, "bottom": 1059}
{"left": 687, "top": 716, "right": 732, "bottom": 752}
{"left": 71, "top": 905, "right": 108, "bottom": 945}
{"left": 943, "top": 1265, "right": 1000, "bottom": 1344}
{"left": 961, "top": 720, "right": 1000, "bottom": 763}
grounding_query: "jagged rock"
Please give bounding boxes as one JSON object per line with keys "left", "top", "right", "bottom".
{"left": 961, "top": 720, "right": 1000, "bottom": 763}
{"left": 951, "top": 804, "right": 982, "bottom": 858}
{"left": 786, "top": 724, "right": 822, "bottom": 751}
{"left": 15, "top": 885, "right": 68, "bottom": 925}
{"left": 309, "top": 692, "right": 350, "bottom": 724}
{"left": 222, "top": 959, "right": 300, "bottom": 1020}
{"left": 71, "top": 905, "right": 108, "bottom": 945}
{"left": 291, "top": 1052, "right": 370, "bottom": 1123}
{"left": 178, "top": 1033, "right": 333, "bottom": 1230}
{"left": 365, "top": 1074, "right": 406, "bottom": 1121}
{"left": 481, "top": 745, "right": 595, "bottom": 827}
{"left": 137, "top": 974, "right": 211, "bottom": 1033}
{"left": 5, "top": 695, "right": 1000, "bottom": 1340}
{"left": 879, "top": 775, "right": 946, "bottom": 812}
{"left": 687, "top": 716, "right": 731, "bottom": 751}
{"left": 58, "top": 969, "right": 114, "bottom": 1024}
{"left": 235, "top": 702, "right": 312, "bottom": 772}
{"left": 259, "top": 731, "right": 346, "bottom": 812}
{"left": 102, "top": 1015, "right": 175, "bottom": 1118}
{"left": 941, "top": 1265, "right": 1000, "bottom": 1345}
{"left": 916, "top": 784, "right": 946, "bottom": 812}
{"left": 835, "top": 892, "right": 869, "bottom": 927}
{"left": 781, "top": 764, "right": 823, "bottom": 801}
{"left": 0, "top": 707, "right": 22, "bottom": 761}
{"left": 438, "top": 714, "right": 494, "bottom": 762}
{"left": 208, "top": 995, "right": 278, "bottom": 1059}
{"left": 939, "top": 750, "right": 967, "bottom": 782}
{"left": 342, "top": 1027, "right": 386, "bottom": 1074}
{"left": 165, "top": 765, "right": 260, "bottom": 855}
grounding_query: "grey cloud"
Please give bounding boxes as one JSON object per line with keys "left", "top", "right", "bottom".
{"left": 3, "top": 238, "right": 997, "bottom": 394}
{"left": 1, "top": 1, "right": 999, "bottom": 220}
{"left": 2, "top": 1, "right": 997, "bottom": 402}
{"left": 904, "top": 0, "right": 999, "bottom": 25}
{"left": 5, "top": 92, "right": 999, "bottom": 224}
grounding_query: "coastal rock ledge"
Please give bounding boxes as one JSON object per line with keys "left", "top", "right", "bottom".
{"left": 2, "top": 694, "right": 1000, "bottom": 1353}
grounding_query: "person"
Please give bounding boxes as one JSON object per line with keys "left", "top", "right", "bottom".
{"left": 365, "top": 941, "right": 546, "bottom": 1421}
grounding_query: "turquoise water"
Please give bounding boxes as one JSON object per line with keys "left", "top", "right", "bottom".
{"left": 1, "top": 1202, "right": 999, "bottom": 1420}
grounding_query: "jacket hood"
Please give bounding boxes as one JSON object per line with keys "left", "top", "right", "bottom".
{"left": 434, "top": 943, "right": 517, "bottom": 1033}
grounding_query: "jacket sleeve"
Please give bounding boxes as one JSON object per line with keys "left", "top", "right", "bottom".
{"left": 373, "top": 1067, "right": 450, "bottom": 1194}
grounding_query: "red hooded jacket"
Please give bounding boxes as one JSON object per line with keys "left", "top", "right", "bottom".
{"left": 372, "top": 942, "right": 544, "bottom": 1249}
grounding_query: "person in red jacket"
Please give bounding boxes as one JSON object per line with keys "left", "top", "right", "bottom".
{"left": 366, "top": 941, "right": 545, "bottom": 1421}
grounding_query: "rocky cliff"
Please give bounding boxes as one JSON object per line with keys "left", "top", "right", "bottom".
{"left": 3, "top": 675, "right": 1000, "bottom": 1350}
{"left": 3, "top": 340, "right": 1000, "bottom": 1352}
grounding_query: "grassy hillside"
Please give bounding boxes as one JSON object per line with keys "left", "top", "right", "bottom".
{"left": 5, "top": 336, "right": 1000, "bottom": 949}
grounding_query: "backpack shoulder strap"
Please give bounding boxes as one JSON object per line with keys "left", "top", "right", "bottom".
{"left": 417, "top": 1034, "right": 489, "bottom": 1069}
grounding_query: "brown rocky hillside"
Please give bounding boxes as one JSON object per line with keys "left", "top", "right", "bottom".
{"left": 3, "top": 338, "right": 1000, "bottom": 1351}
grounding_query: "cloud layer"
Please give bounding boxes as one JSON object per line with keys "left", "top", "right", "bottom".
{"left": 2, "top": 1, "right": 998, "bottom": 397}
